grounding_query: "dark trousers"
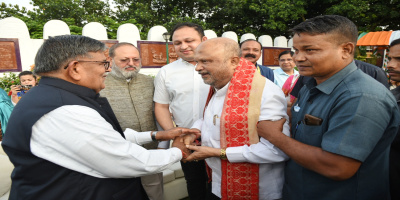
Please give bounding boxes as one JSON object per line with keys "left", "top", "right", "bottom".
{"left": 206, "top": 181, "right": 221, "bottom": 200}
{"left": 181, "top": 160, "right": 208, "bottom": 200}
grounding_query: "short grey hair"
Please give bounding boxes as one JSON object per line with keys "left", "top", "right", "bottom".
{"left": 34, "top": 35, "right": 106, "bottom": 74}
{"left": 108, "top": 42, "right": 138, "bottom": 58}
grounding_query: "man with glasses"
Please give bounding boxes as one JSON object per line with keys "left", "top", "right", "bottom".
{"left": 101, "top": 42, "right": 164, "bottom": 200}
{"left": 2, "top": 35, "right": 196, "bottom": 200}
{"left": 273, "top": 50, "right": 298, "bottom": 88}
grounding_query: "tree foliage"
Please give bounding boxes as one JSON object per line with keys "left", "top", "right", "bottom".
{"left": 1, "top": 0, "right": 400, "bottom": 40}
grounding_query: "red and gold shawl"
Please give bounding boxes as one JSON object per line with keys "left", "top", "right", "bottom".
{"left": 205, "top": 58, "right": 266, "bottom": 199}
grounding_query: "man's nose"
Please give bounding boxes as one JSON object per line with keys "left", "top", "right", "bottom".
{"left": 294, "top": 52, "right": 305, "bottom": 62}
{"left": 181, "top": 42, "right": 188, "bottom": 49}
{"left": 195, "top": 63, "right": 202, "bottom": 71}
{"left": 128, "top": 58, "right": 135, "bottom": 66}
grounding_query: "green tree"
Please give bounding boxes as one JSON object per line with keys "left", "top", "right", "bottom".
{"left": 0, "top": 2, "right": 28, "bottom": 19}
{"left": 322, "top": 0, "right": 400, "bottom": 32}
{"left": 113, "top": 0, "right": 213, "bottom": 39}
{"left": 1, "top": 0, "right": 123, "bottom": 39}
{"left": 2, "top": 0, "right": 400, "bottom": 41}
{"left": 204, "top": 0, "right": 307, "bottom": 38}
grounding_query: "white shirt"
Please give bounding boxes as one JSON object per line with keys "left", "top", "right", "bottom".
{"left": 273, "top": 67, "right": 299, "bottom": 88}
{"left": 30, "top": 105, "right": 182, "bottom": 178}
{"left": 154, "top": 58, "right": 210, "bottom": 148}
{"left": 192, "top": 79, "right": 290, "bottom": 200}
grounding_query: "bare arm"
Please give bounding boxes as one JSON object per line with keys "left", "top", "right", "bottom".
{"left": 257, "top": 119, "right": 361, "bottom": 181}
{"left": 154, "top": 102, "right": 175, "bottom": 130}
{"left": 185, "top": 145, "right": 220, "bottom": 161}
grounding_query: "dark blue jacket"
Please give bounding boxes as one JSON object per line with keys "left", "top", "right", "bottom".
{"left": 256, "top": 64, "right": 274, "bottom": 82}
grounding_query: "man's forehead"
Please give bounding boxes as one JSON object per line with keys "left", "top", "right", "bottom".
{"left": 389, "top": 45, "right": 400, "bottom": 54}
{"left": 172, "top": 27, "right": 201, "bottom": 41}
{"left": 241, "top": 40, "right": 261, "bottom": 48}
{"left": 115, "top": 47, "right": 140, "bottom": 57}
{"left": 196, "top": 44, "right": 219, "bottom": 57}
{"left": 173, "top": 35, "right": 199, "bottom": 42}
{"left": 293, "top": 32, "right": 337, "bottom": 44}
{"left": 115, "top": 45, "right": 139, "bottom": 53}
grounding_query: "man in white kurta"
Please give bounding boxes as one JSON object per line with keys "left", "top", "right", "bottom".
{"left": 185, "top": 38, "right": 290, "bottom": 200}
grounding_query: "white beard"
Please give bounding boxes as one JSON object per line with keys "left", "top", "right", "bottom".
{"left": 111, "top": 62, "right": 141, "bottom": 80}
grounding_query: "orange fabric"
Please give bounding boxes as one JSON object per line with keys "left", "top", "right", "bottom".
{"left": 357, "top": 31, "right": 393, "bottom": 46}
{"left": 220, "top": 58, "right": 260, "bottom": 200}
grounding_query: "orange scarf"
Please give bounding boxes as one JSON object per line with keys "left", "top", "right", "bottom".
{"left": 205, "top": 58, "right": 266, "bottom": 199}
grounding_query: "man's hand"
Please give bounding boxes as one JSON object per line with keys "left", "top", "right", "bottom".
{"left": 185, "top": 145, "right": 220, "bottom": 162}
{"left": 257, "top": 118, "right": 286, "bottom": 142}
{"left": 10, "top": 85, "right": 21, "bottom": 96}
{"left": 156, "top": 127, "right": 200, "bottom": 141}
{"left": 182, "top": 129, "right": 201, "bottom": 146}
{"left": 171, "top": 136, "right": 191, "bottom": 162}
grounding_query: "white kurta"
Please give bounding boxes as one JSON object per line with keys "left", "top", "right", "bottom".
{"left": 30, "top": 105, "right": 182, "bottom": 178}
{"left": 192, "top": 79, "right": 290, "bottom": 200}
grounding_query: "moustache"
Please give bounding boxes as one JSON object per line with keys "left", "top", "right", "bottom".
{"left": 244, "top": 54, "right": 256, "bottom": 59}
{"left": 198, "top": 71, "right": 209, "bottom": 75}
{"left": 387, "top": 69, "right": 400, "bottom": 74}
{"left": 124, "top": 65, "right": 138, "bottom": 70}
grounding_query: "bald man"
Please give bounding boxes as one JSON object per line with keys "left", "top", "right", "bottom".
{"left": 184, "top": 38, "right": 290, "bottom": 200}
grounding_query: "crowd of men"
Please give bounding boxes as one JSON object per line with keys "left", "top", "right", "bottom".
{"left": 2, "top": 15, "right": 400, "bottom": 200}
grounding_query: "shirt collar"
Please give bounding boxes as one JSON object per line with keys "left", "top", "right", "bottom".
{"left": 180, "top": 58, "right": 196, "bottom": 67}
{"left": 306, "top": 61, "right": 357, "bottom": 95}
{"left": 275, "top": 67, "right": 287, "bottom": 75}
{"left": 276, "top": 67, "right": 299, "bottom": 76}
{"left": 39, "top": 76, "right": 99, "bottom": 99}
{"left": 214, "top": 82, "right": 230, "bottom": 97}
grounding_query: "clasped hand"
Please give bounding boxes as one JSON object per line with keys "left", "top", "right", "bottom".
{"left": 171, "top": 129, "right": 220, "bottom": 162}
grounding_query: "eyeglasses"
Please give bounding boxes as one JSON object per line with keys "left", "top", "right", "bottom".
{"left": 64, "top": 61, "right": 111, "bottom": 70}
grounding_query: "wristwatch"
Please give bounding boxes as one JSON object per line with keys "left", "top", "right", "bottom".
{"left": 151, "top": 131, "right": 157, "bottom": 141}
{"left": 220, "top": 148, "right": 227, "bottom": 160}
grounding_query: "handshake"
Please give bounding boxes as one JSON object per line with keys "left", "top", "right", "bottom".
{"left": 155, "top": 127, "right": 207, "bottom": 162}
{"left": 157, "top": 127, "right": 221, "bottom": 162}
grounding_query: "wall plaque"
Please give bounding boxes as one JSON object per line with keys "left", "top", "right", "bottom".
{"left": 0, "top": 38, "right": 22, "bottom": 72}
{"left": 262, "top": 47, "right": 291, "bottom": 67}
{"left": 137, "top": 41, "right": 178, "bottom": 68}
{"left": 100, "top": 40, "right": 119, "bottom": 58}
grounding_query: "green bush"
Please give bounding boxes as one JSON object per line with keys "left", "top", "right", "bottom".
{"left": 0, "top": 72, "right": 20, "bottom": 93}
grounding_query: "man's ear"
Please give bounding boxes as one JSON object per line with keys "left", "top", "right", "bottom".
{"left": 231, "top": 56, "right": 240, "bottom": 70}
{"left": 66, "top": 61, "right": 82, "bottom": 81}
{"left": 341, "top": 42, "right": 355, "bottom": 59}
{"left": 202, "top": 36, "right": 208, "bottom": 42}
